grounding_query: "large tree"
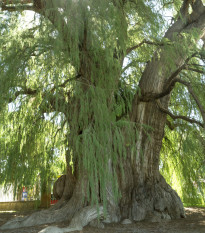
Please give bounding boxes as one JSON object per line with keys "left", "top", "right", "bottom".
{"left": 0, "top": 0, "right": 205, "bottom": 232}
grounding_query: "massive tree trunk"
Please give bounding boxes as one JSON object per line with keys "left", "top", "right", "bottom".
{"left": 1, "top": 0, "right": 205, "bottom": 232}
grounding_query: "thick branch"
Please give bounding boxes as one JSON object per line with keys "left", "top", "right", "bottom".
{"left": 166, "top": 119, "right": 189, "bottom": 130}
{"left": 179, "top": 0, "right": 193, "bottom": 19}
{"left": 1, "top": 4, "right": 34, "bottom": 11}
{"left": 139, "top": 77, "right": 180, "bottom": 102}
{"left": 1, "top": 0, "right": 38, "bottom": 12}
{"left": 134, "top": 51, "right": 203, "bottom": 102}
{"left": 9, "top": 87, "right": 37, "bottom": 103}
{"left": 156, "top": 99, "right": 204, "bottom": 128}
{"left": 166, "top": 119, "right": 175, "bottom": 130}
{"left": 137, "top": 73, "right": 205, "bottom": 129}
{"left": 1, "top": 0, "right": 33, "bottom": 4}
{"left": 187, "top": 0, "right": 205, "bottom": 24}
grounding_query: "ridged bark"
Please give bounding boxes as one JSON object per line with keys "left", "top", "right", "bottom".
{"left": 1, "top": 0, "right": 205, "bottom": 232}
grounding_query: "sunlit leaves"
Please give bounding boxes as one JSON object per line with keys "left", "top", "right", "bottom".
{"left": 0, "top": 0, "right": 205, "bottom": 207}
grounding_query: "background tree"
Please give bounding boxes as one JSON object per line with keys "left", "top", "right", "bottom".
{"left": 0, "top": 0, "right": 205, "bottom": 231}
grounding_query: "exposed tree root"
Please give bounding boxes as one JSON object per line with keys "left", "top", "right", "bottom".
{"left": 0, "top": 205, "right": 103, "bottom": 232}
{"left": 0, "top": 194, "right": 84, "bottom": 230}
{"left": 39, "top": 206, "right": 104, "bottom": 233}
{"left": 130, "top": 175, "right": 185, "bottom": 222}
{"left": 0, "top": 205, "right": 103, "bottom": 233}
{"left": 0, "top": 175, "right": 185, "bottom": 231}
{"left": 0, "top": 207, "right": 68, "bottom": 230}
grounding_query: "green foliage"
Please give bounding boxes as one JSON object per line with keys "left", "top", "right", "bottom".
{"left": 0, "top": 0, "right": 205, "bottom": 207}
{"left": 161, "top": 127, "right": 205, "bottom": 206}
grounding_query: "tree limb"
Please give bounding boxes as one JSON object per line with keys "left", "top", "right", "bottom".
{"left": 1, "top": 0, "right": 69, "bottom": 43}
{"left": 177, "top": 79, "right": 205, "bottom": 127}
{"left": 50, "top": 74, "right": 82, "bottom": 93}
{"left": 184, "top": 67, "right": 205, "bottom": 74}
{"left": 165, "top": 53, "right": 197, "bottom": 85}
{"left": 1, "top": 0, "right": 37, "bottom": 12}
{"left": 166, "top": 119, "right": 175, "bottom": 130}
{"left": 179, "top": 0, "right": 193, "bottom": 19}
{"left": 126, "top": 39, "right": 168, "bottom": 56}
{"left": 156, "top": 99, "right": 204, "bottom": 128}
{"left": 8, "top": 85, "right": 70, "bottom": 117}
{"left": 53, "top": 120, "right": 67, "bottom": 139}
{"left": 8, "top": 87, "right": 37, "bottom": 103}
{"left": 1, "top": 0, "right": 33, "bottom": 4}
{"left": 139, "top": 77, "right": 180, "bottom": 102}
{"left": 137, "top": 51, "right": 203, "bottom": 102}
{"left": 1, "top": 4, "right": 34, "bottom": 11}
{"left": 166, "top": 120, "right": 189, "bottom": 130}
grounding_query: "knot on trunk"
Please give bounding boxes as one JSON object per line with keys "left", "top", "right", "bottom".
{"left": 53, "top": 174, "right": 76, "bottom": 201}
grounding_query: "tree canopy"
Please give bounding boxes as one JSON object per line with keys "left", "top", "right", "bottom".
{"left": 0, "top": 0, "right": 205, "bottom": 208}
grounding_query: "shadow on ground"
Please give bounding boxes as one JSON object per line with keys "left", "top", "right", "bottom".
{"left": 0, "top": 207, "right": 205, "bottom": 233}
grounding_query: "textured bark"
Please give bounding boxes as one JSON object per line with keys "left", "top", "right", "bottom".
{"left": 0, "top": 0, "right": 205, "bottom": 232}
{"left": 53, "top": 175, "right": 66, "bottom": 200}
{"left": 53, "top": 170, "right": 75, "bottom": 201}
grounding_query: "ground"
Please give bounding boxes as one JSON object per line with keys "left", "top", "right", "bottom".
{"left": 0, "top": 207, "right": 205, "bottom": 233}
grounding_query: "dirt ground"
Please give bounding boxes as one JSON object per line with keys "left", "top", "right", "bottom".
{"left": 0, "top": 207, "right": 205, "bottom": 233}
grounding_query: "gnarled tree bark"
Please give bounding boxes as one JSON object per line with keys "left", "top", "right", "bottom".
{"left": 1, "top": 0, "right": 205, "bottom": 232}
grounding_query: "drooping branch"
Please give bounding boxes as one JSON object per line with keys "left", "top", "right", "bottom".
{"left": 142, "top": 76, "right": 205, "bottom": 128}
{"left": 1, "top": 0, "right": 71, "bottom": 49}
{"left": 53, "top": 120, "right": 67, "bottom": 139}
{"left": 156, "top": 99, "right": 204, "bottom": 128}
{"left": 177, "top": 79, "right": 205, "bottom": 127}
{"left": 184, "top": 67, "right": 205, "bottom": 74}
